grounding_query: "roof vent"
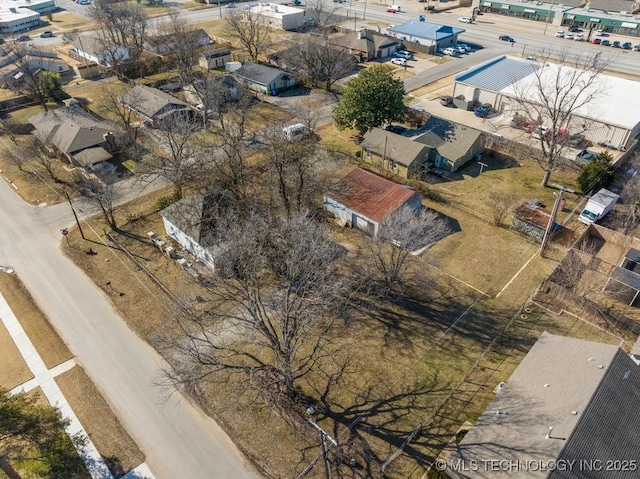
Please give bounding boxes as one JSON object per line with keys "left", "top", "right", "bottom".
{"left": 496, "top": 409, "right": 507, "bottom": 416}
{"left": 571, "top": 410, "right": 578, "bottom": 415}
{"left": 598, "top": 365, "right": 604, "bottom": 369}
{"left": 545, "top": 426, "right": 553, "bottom": 440}
{"left": 588, "top": 357, "right": 594, "bottom": 361}
{"left": 623, "top": 369, "right": 630, "bottom": 379}
{"left": 494, "top": 382, "right": 506, "bottom": 393}
{"left": 544, "top": 383, "right": 550, "bottom": 388}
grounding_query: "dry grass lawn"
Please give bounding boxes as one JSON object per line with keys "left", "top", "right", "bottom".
{"left": 0, "top": 272, "right": 73, "bottom": 369}
{"left": 0, "top": 310, "right": 33, "bottom": 390}
{"left": 56, "top": 366, "right": 145, "bottom": 478}
{"left": 47, "top": 12, "right": 94, "bottom": 32}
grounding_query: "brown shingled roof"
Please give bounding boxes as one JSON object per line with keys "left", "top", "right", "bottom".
{"left": 328, "top": 168, "right": 421, "bottom": 223}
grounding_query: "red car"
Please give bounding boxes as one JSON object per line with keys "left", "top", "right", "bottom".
{"left": 592, "top": 38, "right": 602, "bottom": 44}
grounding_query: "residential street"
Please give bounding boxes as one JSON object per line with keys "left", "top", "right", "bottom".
{"left": 0, "top": 177, "right": 259, "bottom": 478}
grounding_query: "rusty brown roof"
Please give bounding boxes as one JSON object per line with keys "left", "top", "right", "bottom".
{"left": 514, "top": 202, "right": 552, "bottom": 229}
{"left": 328, "top": 168, "right": 421, "bottom": 224}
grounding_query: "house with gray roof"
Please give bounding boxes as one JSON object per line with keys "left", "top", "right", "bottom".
{"left": 70, "top": 34, "right": 129, "bottom": 66}
{"left": 447, "top": 332, "right": 640, "bottom": 479}
{"left": 121, "top": 84, "right": 190, "bottom": 128}
{"left": 360, "top": 128, "right": 430, "bottom": 179}
{"left": 387, "top": 21, "right": 465, "bottom": 52}
{"left": 29, "top": 107, "right": 119, "bottom": 169}
{"left": 160, "top": 191, "right": 232, "bottom": 270}
{"left": 233, "top": 62, "right": 295, "bottom": 94}
{"left": 143, "top": 28, "right": 212, "bottom": 56}
{"left": 415, "top": 116, "right": 484, "bottom": 173}
{"left": 329, "top": 29, "right": 402, "bottom": 61}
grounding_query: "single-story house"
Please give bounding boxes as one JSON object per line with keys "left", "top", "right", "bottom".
{"left": 183, "top": 75, "right": 240, "bottom": 107}
{"left": 447, "top": 332, "right": 640, "bottom": 479}
{"left": 199, "top": 47, "right": 233, "bottom": 70}
{"left": 143, "top": 28, "right": 212, "bottom": 55}
{"left": 0, "top": 49, "right": 69, "bottom": 73}
{"left": 453, "top": 55, "right": 640, "bottom": 149}
{"left": 121, "top": 84, "right": 190, "bottom": 127}
{"left": 360, "top": 128, "right": 430, "bottom": 179}
{"left": 28, "top": 107, "right": 119, "bottom": 169}
{"left": 387, "top": 21, "right": 465, "bottom": 53}
{"left": 329, "top": 29, "right": 402, "bottom": 61}
{"left": 233, "top": 62, "right": 295, "bottom": 94}
{"left": 414, "top": 116, "right": 485, "bottom": 173}
{"left": 160, "top": 191, "right": 232, "bottom": 270}
{"left": 247, "top": 3, "right": 306, "bottom": 31}
{"left": 512, "top": 199, "right": 562, "bottom": 242}
{"left": 70, "top": 34, "right": 130, "bottom": 66}
{"left": 323, "top": 167, "right": 422, "bottom": 238}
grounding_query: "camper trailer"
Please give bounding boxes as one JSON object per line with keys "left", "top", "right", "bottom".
{"left": 282, "top": 123, "right": 309, "bottom": 141}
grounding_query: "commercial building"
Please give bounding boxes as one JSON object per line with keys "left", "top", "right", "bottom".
{"left": 387, "top": 21, "right": 465, "bottom": 53}
{"left": 453, "top": 55, "right": 640, "bottom": 149}
{"left": 247, "top": 3, "right": 306, "bottom": 31}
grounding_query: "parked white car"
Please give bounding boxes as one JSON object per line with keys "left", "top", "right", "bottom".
{"left": 440, "top": 47, "right": 457, "bottom": 56}
{"left": 555, "top": 31, "right": 565, "bottom": 38}
{"left": 574, "top": 33, "right": 585, "bottom": 41}
{"left": 393, "top": 50, "right": 412, "bottom": 60}
{"left": 453, "top": 45, "right": 466, "bottom": 55}
{"left": 457, "top": 43, "right": 471, "bottom": 52}
{"left": 564, "top": 33, "right": 574, "bottom": 40}
{"left": 391, "top": 57, "right": 408, "bottom": 66}
{"left": 458, "top": 17, "right": 472, "bottom": 23}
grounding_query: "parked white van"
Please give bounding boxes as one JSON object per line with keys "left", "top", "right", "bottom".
{"left": 282, "top": 123, "right": 310, "bottom": 141}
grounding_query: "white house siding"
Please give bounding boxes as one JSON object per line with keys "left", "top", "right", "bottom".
{"left": 323, "top": 195, "right": 379, "bottom": 237}
{"left": 161, "top": 217, "right": 216, "bottom": 270}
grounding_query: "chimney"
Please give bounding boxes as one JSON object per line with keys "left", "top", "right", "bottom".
{"left": 358, "top": 29, "right": 367, "bottom": 40}
{"left": 545, "top": 426, "right": 553, "bottom": 439}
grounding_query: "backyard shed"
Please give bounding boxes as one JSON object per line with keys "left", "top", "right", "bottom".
{"left": 512, "top": 200, "right": 561, "bottom": 242}
{"left": 323, "top": 167, "right": 422, "bottom": 238}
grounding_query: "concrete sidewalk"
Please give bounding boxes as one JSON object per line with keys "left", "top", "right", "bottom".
{"left": 0, "top": 284, "right": 156, "bottom": 479}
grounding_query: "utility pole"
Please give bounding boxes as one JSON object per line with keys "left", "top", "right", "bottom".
{"left": 539, "top": 184, "right": 574, "bottom": 257}
{"left": 64, "top": 191, "right": 85, "bottom": 240}
{"left": 309, "top": 419, "right": 338, "bottom": 479}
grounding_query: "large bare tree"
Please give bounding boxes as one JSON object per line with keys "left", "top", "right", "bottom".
{"left": 164, "top": 213, "right": 351, "bottom": 410}
{"left": 225, "top": 10, "right": 271, "bottom": 63}
{"left": 139, "top": 114, "right": 202, "bottom": 199}
{"left": 284, "top": 35, "right": 355, "bottom": 91}
{"left": 154, "top": 12, "right": 203, "bottom": 86}
{"left": 96, "top": 84, "right": 141, "bottom": 153}
{"left": 6, "top": 45, "right": 50, "bottom": 110}
{"left": 90, "top": 0, "right": 148, "bottom": 77}
{"left": 264, "top": 132, "right": 324, "bottom": 217}
{"left": 506, "top": 50, "right": 609, "bottom": 187}
{"left": 363, "top": 206, "right": 450, "bottom": 296}
{"left": 304, "top": 0, "right": 343, "bottom": 35}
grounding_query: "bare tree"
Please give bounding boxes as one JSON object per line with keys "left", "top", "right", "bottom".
{"left": 164, "top": 213, "right": 351, "bottom": 410}
{"left": 264, "top": 133, "right": 323, "bottom": 217}
{"left": 139, "top": 114, "right": 202, "bottom": 199}
{"left": 506, "top": 50, "right": 609, "bottom": 187}
{"left": 619, "top": 173, "right": 640, "bottom": 234}
{"left": 225, "top": 10, "right": 271, "bottom": 63}
{"left": 201, "top": 87, "right": 256, "bottom": 204}
{"left": 488, "top": 191, "right": 519, "bottom": 226}
{"left": 96, "top": 84, "right": 140, "bottom": 153}
{"left": 284, "top": 35, "right": 356, "bottom": 91}
{"left": 304, "top": 0, "right": 342, "bottom": 35}
{"left": 6, "top": 45, "right": 50, "bottom": 110}
{"left": 363, "top": 206, "right": 450, "bottom": 296}
{"left": 90, "top": 0, "right": 148, "bottom": 78}
{"left": 155, "top": 12, "right": 202, "bottom": 86}
{"left": 83, "top": 175, "right": 119, "bottom": 230}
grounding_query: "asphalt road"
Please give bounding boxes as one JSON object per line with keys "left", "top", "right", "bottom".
{"left": 0, "top": 177, "right": 259, "bottom": 478}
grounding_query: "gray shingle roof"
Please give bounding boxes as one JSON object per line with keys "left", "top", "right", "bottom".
{"left": 361, "top": 128, "right": 429, "bottom": 167}
{"left": 122, "top": 84, "right": 188, "bottom": 120}
{"left": 28, "top": 107, "right": 117, "bottom": 154}
{"left": 160, "top": 192, "right": 232, "bottom": 248}
{"left": 329, "top": 29, "right": 400, "bottom": 55}
{"left": 234, "top": 62, "right": 291, "bottom": 87}
{"left": 388, "top": 21, "right": 465, "bottom": 41}
{"left": 450, "top": 332, "right": 640, "bottom": 479}
{"left": 455, "top": 55, "right": 540, "bottom": 92}
{"left": 415, "top": 116, "right": 483, "bottom": 164}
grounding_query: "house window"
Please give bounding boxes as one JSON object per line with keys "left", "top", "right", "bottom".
{"left": 392, "top": 161, "right": 398, "bottom": 170}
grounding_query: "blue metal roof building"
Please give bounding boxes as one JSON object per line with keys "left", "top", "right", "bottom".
{"left": 387, "top": 21, "right": 465, "bottom": 51}
{"left": 455, "top": 55, "right": 540, "bottom": 92}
